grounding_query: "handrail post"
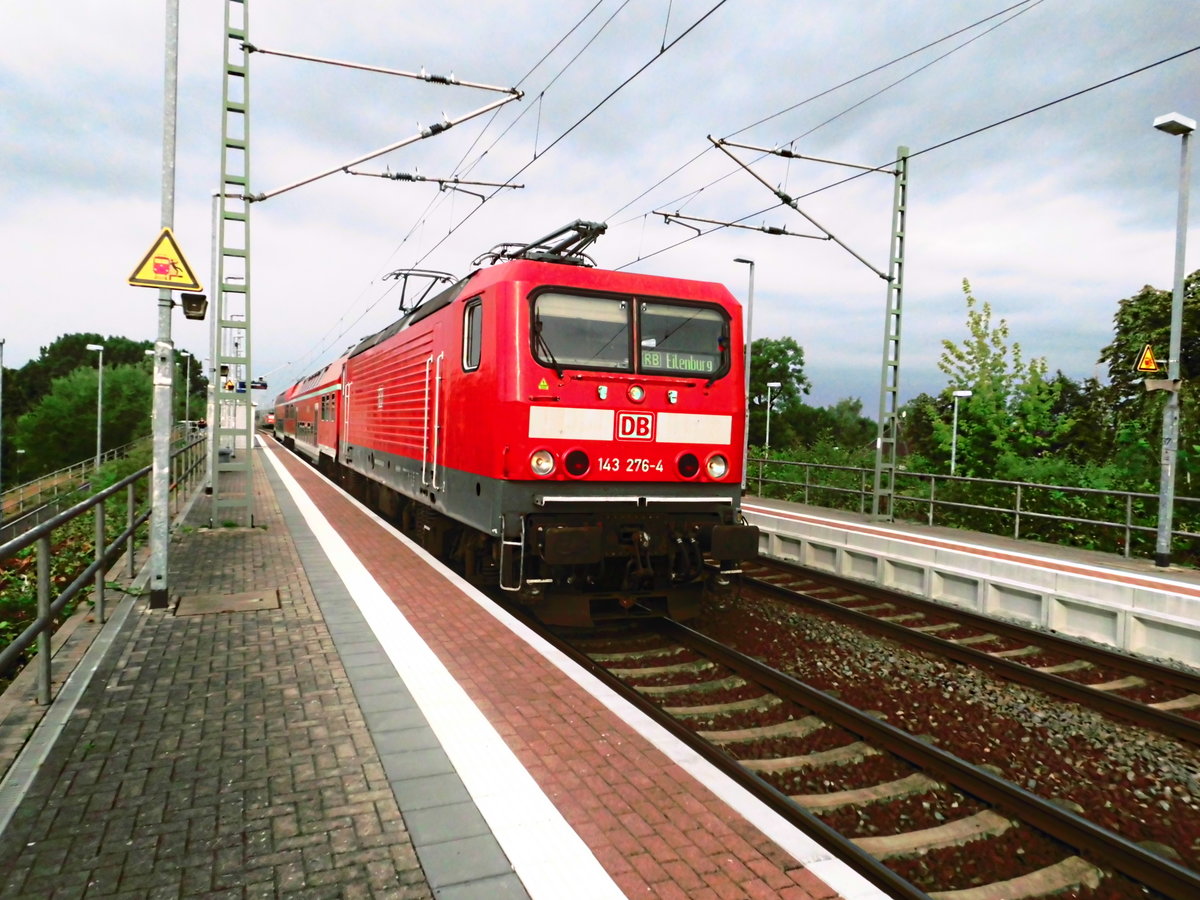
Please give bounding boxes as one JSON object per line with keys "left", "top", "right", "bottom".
{"left": 37, "top": 534, "right": 51, "bottom": 705}
{"left": 95, "top": 498, "right": 106, "bottom": 624}
{"left": 1014, "top": 484, "right": 1022, "bottom": 540}
{"left": 928, "top": 475, "right": 936, "bottom": 527}
{"left": 127, "top": 483, "right": 137, "bottom": 578}
{"left": 1125, "top": 494, "right": 1133, "bottom": 558}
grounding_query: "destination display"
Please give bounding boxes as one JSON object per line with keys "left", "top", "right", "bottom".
{"left": 640, "top": 348, "right": 719, "bottom": 373}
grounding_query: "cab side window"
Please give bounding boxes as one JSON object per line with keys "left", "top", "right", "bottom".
{"left": 463, "top": 298, "right": 483, "bottom": 371}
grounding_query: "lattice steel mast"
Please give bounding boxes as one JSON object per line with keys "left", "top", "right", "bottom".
{"left": 210, "top": 0, "right": 255, "bottom": 526}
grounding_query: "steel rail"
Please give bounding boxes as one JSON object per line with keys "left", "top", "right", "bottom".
{"left": 746, "top": 559, "right": 1200, "bottom": 746}
{"left": 512, "top": 609, "right": 930, "bottom": 899}
{"left": 656, "top": 618, "right": 1200, "bottom": 899}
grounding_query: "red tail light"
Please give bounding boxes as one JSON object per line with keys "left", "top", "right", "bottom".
{"left": 677, "top": 453, "right": 699, "bottom": 478}
{"left": 565, "top": 450, "right": 590, "bottom": 476}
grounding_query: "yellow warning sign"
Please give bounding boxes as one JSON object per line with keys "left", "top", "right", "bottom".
{"left": 1136, "top": 344, "right": 1160, "bottom": 373}
{"left": 128, "top": 228, "right": 203, "bottom": 291}
{"left": 538, "top": 378, "right": 550, "bottom": 390}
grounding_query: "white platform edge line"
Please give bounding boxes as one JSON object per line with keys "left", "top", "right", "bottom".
{"left": 263, "top": 443, "right": 886, "bottom": 900}
{"left": 744, "top": 502, "right": 1200, "bottom": 596}
{"left": 261, "top": 445, "right": 625, "bottom": 900}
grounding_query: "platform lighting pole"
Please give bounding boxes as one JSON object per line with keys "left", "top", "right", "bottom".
{"left": 950, "top": 389, "right": 972, "bottom": 476}
{"left": 86, "top": 344, "right": 105, "bottom": 470}
{"left": 148, "top": 0, "right": 180, "bottom": 609}
{"left": 734, "top": 258, "right": 755, "bottom": 490}
{"left": 765, "top": 381, "right": 782, "bottom": 456}
{"left": 1153, "top": 111, "right": 1195, "bottom": 568}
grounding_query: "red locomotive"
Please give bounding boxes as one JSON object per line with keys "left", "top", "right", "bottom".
{"left": 275, "top": 221, "right": 758, "bottom": 625}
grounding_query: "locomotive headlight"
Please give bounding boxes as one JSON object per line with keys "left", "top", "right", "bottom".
{"left": 706, "top": 454, "right": 728, "bottom": 479}
{"left": 530, "top": 449, "right": 556, "bottom": 476}
{"left": 627, "top": 384, "right": 645, "bottom": 403}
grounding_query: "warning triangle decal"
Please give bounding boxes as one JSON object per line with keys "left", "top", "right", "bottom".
{"left": 1136, "top": 344, "right": 1160, "bottom": 373}
{"left": 129, "top": 228, "right": 203, "bottom": 291}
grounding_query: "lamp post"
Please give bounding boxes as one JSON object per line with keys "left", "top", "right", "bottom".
{"left": 15, "top": 448, "right": 25, "bottom": 485}
{"left": 180, "top": 350, "right": 192, "bottom": 425}
{"left": 950, "top": 389, "right": 972, "bottom": 476}
{"left": 733, "top": 258, "right": 755, "bottom": 489}
{"left": 1153, "top": 111, "right": 1195, "bottom": 567}
{"left": 765, "top": 381, "right": 782, "bottom": 455}
{"left": 86, "top": 343, "right": 104, "bottom": 470}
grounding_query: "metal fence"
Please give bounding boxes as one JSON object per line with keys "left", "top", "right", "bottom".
{"left": 748, "top": 457, "right": 1200, "bottom": 563}
{"left": 0, "top": 434, "right": 207, "bottom": 704}
{"left": 0, "top": 430, "right": 197, "bottom": 545}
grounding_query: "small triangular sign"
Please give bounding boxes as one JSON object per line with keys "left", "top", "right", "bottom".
{"left": 129, "top": 228, "right": 203, "bottom": 291}
{"left": 1136, "top": 344, "right": 1160, "bottom": 373}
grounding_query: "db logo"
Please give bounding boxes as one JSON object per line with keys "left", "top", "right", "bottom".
{"left": 616, "top": 411, "right": 655, "bottom": 441}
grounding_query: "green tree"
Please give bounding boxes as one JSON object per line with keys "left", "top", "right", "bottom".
{"left": 1098, "top": 272, "right": 1200, "bottom": 405}
{"left": 929, "top": 279, "right": 1069, "bottom": 477}
{"left": 784, "top": 397, "right": 875, "bottom": 452}
{"left": 13, "top": 364, "right": 152, "bottom": 475}
{"left": 3, "top": 334, "right": 204, "bottom": 485}
{"left": 747, "top": 336, "right": 811, "bottom": 448}
{"left": 1097, "top": 271, "right": 1200, "bottom": 487}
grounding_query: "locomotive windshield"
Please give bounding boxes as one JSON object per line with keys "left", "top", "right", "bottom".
{"left": 532, "top": 291, "right": 729, "bottom": 376}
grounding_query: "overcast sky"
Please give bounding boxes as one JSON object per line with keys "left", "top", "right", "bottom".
{"left": 2, "top": 1, "right": 1197, "bottom": 409}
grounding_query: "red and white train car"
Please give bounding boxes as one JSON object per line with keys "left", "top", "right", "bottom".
{"left": 275, "top": 355, "right": 347, "bottom": 471}
{"left": 279, "top": 222, "right": 758, "bottom": 624}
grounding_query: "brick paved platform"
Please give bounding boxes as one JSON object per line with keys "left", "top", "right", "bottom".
{"left": 0, "top": 443, "right": 884, "bottom": 899}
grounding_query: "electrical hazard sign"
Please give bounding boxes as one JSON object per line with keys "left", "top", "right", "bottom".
{"left": 1135, "top": 344, "right": 1161, "bottom": 373}
{"left": 129, "top": 228, "right": 203, "bottom": 291}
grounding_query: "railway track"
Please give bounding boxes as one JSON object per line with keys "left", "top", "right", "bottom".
{"left": 741, "top": 558, "right": 1200, "bottom": 746}
{"left": 556, "top": 618, "right": 1200, "bottom": 899}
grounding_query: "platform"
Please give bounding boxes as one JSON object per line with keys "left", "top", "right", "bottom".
{"left": 0, "top": 443, "right": 883, "bottom": 899}
{"left": 744, "top": 496, "right": 1200, "bottom": 669}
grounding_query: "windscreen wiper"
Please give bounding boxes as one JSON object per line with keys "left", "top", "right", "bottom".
{"left": 534, "top": 320, "right": 564, "bottom": 378}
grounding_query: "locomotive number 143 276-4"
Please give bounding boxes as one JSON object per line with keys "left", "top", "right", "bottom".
{"left": 597, "top": 457, "right": 664, "bottom": 473}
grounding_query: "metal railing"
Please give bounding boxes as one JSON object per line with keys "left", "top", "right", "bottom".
{"left": 0, "top": 435, "right": 207, "bottom": 704}
{"left": 0, "top": 430, "right": 196, "bottom": 545}
{"left": 748, "top": 457, "right": 1200, "bottom": 562}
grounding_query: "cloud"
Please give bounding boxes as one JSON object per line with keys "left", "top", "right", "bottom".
{"left": 1, "top": 0, "right": 1196, "bottom": 420}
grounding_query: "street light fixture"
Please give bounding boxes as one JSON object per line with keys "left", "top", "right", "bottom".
{"left": 734, "top": 258, "right": 755, "bottom": 489}
{"left": 950, "top": 389, "right": 972, "bottom": 476}
{"left": 85, "top": 343, "right": 104, "bottom": 470}
{"left": 765, "top": 381, "right": 782, "bottom": 455}
{"left": 1153, "top": 111, "right": 1195, "bottom": 567}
